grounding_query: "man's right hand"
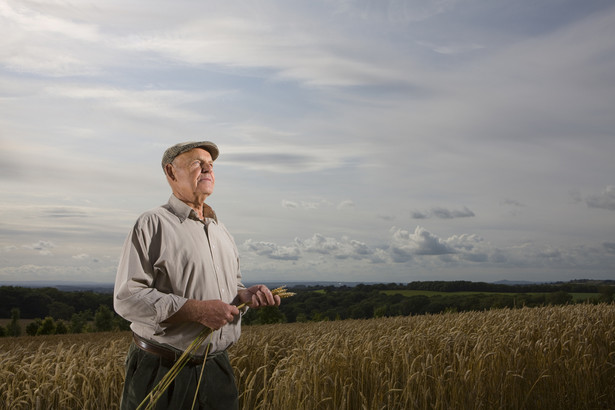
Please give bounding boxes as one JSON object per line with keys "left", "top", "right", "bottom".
{"left": 166, "top": 299, "right": 240, "bottom": 330}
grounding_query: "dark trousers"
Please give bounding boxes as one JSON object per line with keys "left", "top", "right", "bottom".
{"left": 120, "top": 342, "right": 239, "bottom": 410}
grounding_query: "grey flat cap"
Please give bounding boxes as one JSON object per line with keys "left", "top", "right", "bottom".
{"left": 161, "top": 141, "right": 219, "bottom": 169}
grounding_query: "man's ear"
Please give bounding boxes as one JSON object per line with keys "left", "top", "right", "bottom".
{"left": 165, "top": 163, "right": 176, "bottom": 181}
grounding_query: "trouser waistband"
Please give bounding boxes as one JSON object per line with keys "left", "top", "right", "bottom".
{"left": 132, "top": 332, "right": 222, "bottom": 365}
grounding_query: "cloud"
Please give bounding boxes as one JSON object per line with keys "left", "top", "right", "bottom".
{"left": 411, "top": 206, "right": 475, "bottom": 219}
{"left": 282, "top": 199, "right": 333, "bottom": 210}
{"left": 43, "top": 207, "right": 90, "bottom": 218}
{"left": 1, "top": 1, "right": 615, "bottom": 284}
{"left": 224, "top": 148, "right": 347, "bottom": 173}
{"left": 72, "top": 253, "right": 90, "bottom": 260}
{"left": 119, "top": 12, "right": 414, "bottom": 88}
{"left": 585, "top": 186, "right": 615, "bottom": 210}
{"left": 390, "top": 226, "right": 457, "bottom": 262}
{"left": 0, "top": 263, "right": 113, "bottom": 282}
{"left": 0, "top": 1, "right": 104, "bottom": 76}
{"left": 23, "top": 241, "right": 55, "bottom": 255}
{"left": 242, "top": 233, "right": 385, "bottom": 263}
{"left": 336, "top": 200, "right": 355, "bottom": 211}
{"left": 500, "top": 198, "right": 526, "bottom": 207}
{"left": 281, "top": 200, "right": 299, "bottom": 209}
{"left": 298, "top": 234, "right": 373, "bottom": 260}
{"left": 416, "top": 40, "right": 485, "bottom": 55}
{"left": 46, "top": 85, "right": 206, "bottom": 121}
{"left": 243, "top": 239, "right": 300, "bottom": 261}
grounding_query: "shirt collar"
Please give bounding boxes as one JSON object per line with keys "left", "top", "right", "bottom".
{"left": 167, "top": 194, "right": 217, "bottom": 224}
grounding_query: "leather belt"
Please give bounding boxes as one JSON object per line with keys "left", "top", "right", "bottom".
{"left": 132, "top": 333, "right": 211, "bottom": 365}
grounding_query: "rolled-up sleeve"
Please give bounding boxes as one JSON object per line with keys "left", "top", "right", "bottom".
{"left": 114, "top": 214, "right": 187, "bottom": 335}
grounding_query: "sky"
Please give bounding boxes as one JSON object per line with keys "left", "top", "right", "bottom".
{"left": 1, "top": 0, "right": 614, "bottom": 285}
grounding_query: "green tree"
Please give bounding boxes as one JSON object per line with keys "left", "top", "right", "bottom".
{"left": 0, "top": 325, "right": 6, "bottom": 337}
{"left": 94, "top": 305, "right": 114, "bottom": 331}
{"left": 114, "top": 316, "right": 131, "bottom": 331}
{"left": 26, "top": 319, "right": 42, "bottom": 336}
{"left": 256, "top": 306, "right": 286, "bottom": 324}
{"left": 70, "top": 310, "right": 92, "bottom": 333}
{"left": 55, "top": 320, "right": 68, "bottom": 334}
{"left": 598, "top": 286, "right": 614, "bottom": 303}
{"left": 37, "top": 316, "right": 56, "bottom": 335}
{"left": 22, "top": 293, "right": 52, "bottom": 318}
{"left": 374, "top": 305, "right": 388, "bottom": 318}
{"left": 6, "top": 308, "right": 22, "bottom": 337}
{"left": 48, "top": 301, "right": 75, "bottom": 320}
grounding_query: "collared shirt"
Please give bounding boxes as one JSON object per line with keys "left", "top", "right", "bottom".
{"left": 114, "top": 194, "right": 245, "bottom": 354}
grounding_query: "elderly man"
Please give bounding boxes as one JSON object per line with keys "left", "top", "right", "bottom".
{"left": 114, "top": 141, "right": 280, "bottom": 410}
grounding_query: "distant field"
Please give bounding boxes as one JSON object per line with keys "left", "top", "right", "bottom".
{"left": 0, "top": 318, "right": 38, "bottom": 327}
{"left": 381, "top": 289, "right": 599, "bottom": 302}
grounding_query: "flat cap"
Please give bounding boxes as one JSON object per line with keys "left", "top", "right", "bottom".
{"left": 161, "top": 141, "right": 219, "bottom": 169}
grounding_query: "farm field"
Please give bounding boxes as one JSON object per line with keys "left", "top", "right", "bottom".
{"left": 380, "top": 289, "right": 600, "bottom": 302}
{"left": 1, "top": 303, "right": 614, "bottom": 409}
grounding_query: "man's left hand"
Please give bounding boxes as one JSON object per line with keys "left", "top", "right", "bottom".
{"left": 239, "top": 285, "right": 281, "bottom": 308}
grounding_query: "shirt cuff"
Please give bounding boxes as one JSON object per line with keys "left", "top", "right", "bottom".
{"left": 153, "top": 294, "right": 188, "bottom": 335}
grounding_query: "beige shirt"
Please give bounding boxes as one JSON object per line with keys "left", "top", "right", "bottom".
{"left": 114, "top": 194, "right": 245, "bottom": 354}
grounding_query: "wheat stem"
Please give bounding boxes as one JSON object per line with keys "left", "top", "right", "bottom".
{"left": 138, "top": 286, "right": 295, "bottom": 410}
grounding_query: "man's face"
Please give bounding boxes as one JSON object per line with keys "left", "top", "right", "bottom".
{"left": 168, "top": 148, "right": 215, "bottom": 201}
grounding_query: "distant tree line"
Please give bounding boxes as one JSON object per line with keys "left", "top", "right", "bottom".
{"left": 243, "top": 280, "right": 615, "bottom": 325}
{"left": 1, "top": 281, "right": 613, "bottom": 336}
{"left": 0, "top": 286, "right": 130, "bottom": 337}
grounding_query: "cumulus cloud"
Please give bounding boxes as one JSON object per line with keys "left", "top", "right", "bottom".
{"left": 586, "top": 186, "right": 615, "bottom": 210}
{"left": 411, "top": 206, "right": 475, "bottom": 219}
{"left": 297, "top": 234, "right": 373, "bottom": 260}
{"left": 389, "top": 226, "right": 457, "bottom": 262}
{"left": 238, "top": 222, "right": 615, "bottom": 281}
{"left": 243, "top": 239, "right": 300, "bottom": 261}
{"left": 242, "top": 233, "right": 385, "bottom": 264}
{"left": 281, "top": 200, "right": 299, "bottom": 209}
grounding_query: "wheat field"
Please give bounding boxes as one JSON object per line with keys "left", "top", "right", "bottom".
{"left": 1, "top": 304, "right": 614, "bottom": 410}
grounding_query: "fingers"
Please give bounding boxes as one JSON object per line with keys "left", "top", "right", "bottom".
{"left": 247, "top": 285, "right": 281, "bottom": 308}
{"left": 201, "top": 300, "right": 240, "bottom": 330}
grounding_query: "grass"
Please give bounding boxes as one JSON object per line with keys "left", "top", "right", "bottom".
{"left": 1, "top": 303, "right": 614, "bottom": 409}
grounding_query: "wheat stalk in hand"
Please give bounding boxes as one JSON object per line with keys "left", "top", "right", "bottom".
{"left": 137, "top": 286, "right": 295, "bottom": 410}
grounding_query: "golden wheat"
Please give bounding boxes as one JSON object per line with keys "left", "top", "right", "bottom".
{"left": 0, "top": 332, "right": 129, "bottom": 410}
{"left": 1, "top": 304, "right": 614, "bottom": 409}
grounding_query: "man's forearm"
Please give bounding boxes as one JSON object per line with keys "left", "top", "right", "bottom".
{"left": 165, "top": 299, "right": 240, "bottom": 330}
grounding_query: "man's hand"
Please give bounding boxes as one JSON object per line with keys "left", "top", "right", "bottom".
{"left": 166, "top": 299, "right": 240, "bottom": 330}
{"left": 238, "top": 284, "right": 281, "bottom": 308}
